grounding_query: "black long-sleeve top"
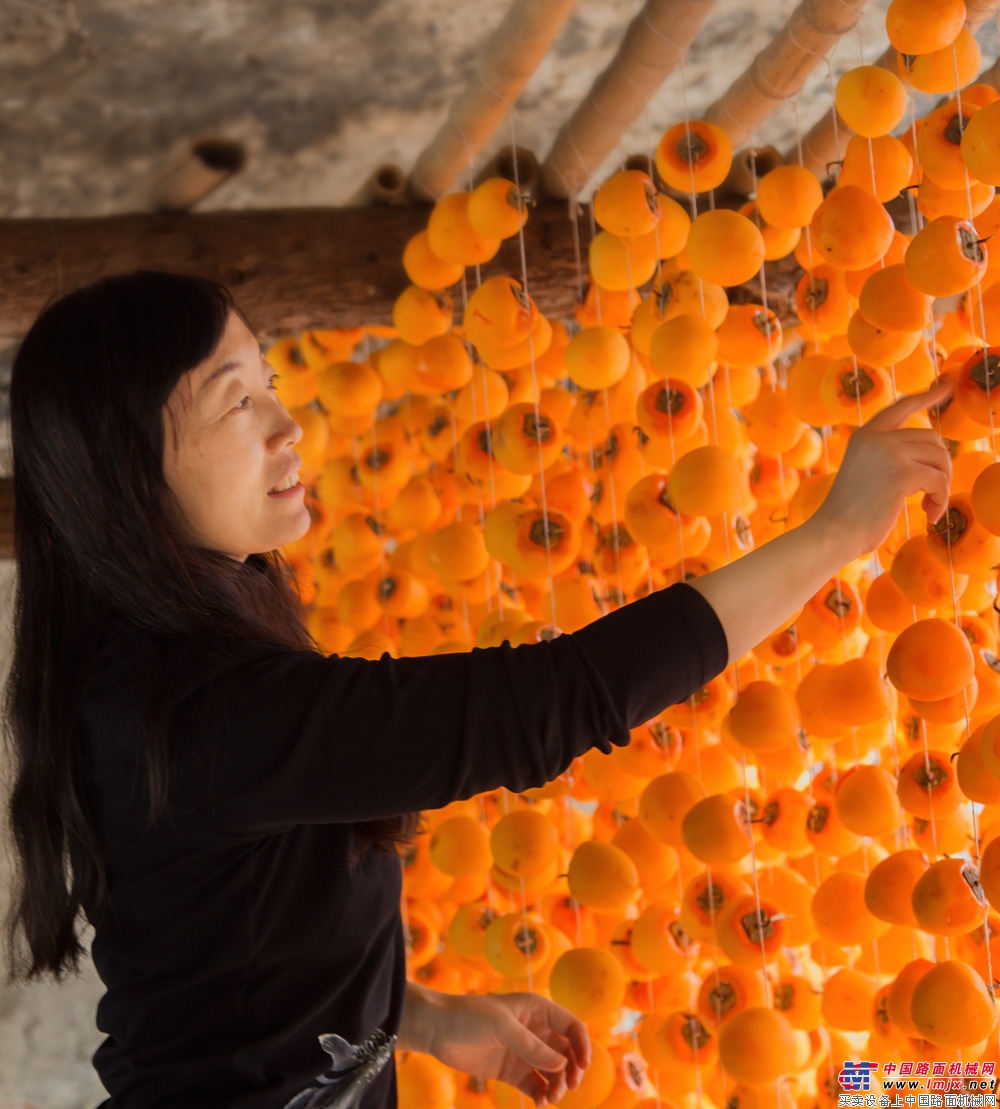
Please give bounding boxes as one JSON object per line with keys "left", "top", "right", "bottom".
{"left": 78, "top": 581, "right": 728, "bottom": 1108}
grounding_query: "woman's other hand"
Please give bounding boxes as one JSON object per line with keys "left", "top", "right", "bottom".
{"left": 399, "top": 984, "right": 590, "bottom": 1106}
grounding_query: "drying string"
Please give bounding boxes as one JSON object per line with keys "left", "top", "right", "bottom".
{"left": 508, "top": 114, "right": 562, "bottom": 628}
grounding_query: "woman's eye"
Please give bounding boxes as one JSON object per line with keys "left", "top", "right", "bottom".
{"left": 230, "top": 372, "right": 277, "bottom": 413}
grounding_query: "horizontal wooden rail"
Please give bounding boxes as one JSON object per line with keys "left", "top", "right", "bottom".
{"left": 0, "top": 202, "right": 588, "bottom": 340}
{"left": 0, "top": 201, "right": 805, "bottom": 561}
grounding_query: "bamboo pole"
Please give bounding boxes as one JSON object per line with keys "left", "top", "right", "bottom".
{"left": 793, "top": 0, "right": 1000, "bottom": 176}
{"left": 965, "top": 0, "right": 1000, "bottom": 27}
{"left": 346, "top": 164, "right": 409, "bottom": 206}
{"left": 474, "top": 145, "right": 541, "bottom": 196}
{"left": 150, "top": 139, "right": 246, "bottom": 211}
{"left": 795, "top": 42, "right": 894, "bottom": 177}
{"left": 704, "top": 0, "right": 868, "bottom": 149}
{"left": 721, "top": 146, "right": 783, "bottom": 197}
{"left": 624, "top": 152, "right": 656, "bottom": 174}
{"left": 539, "top": 0, "right": 719, "bottom": 199}
{"left": 963, "top": 0, "right": 1000, "bottom": 90}
{"left": 407, "top": 0, "right": 579, "bottom": 201}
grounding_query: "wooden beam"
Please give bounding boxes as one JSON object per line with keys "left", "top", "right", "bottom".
{"left": 0, "top": 202, "right": 587, "bottom": 340}
{"left": 0, "top": 201, "right": 806, "bottom": 565}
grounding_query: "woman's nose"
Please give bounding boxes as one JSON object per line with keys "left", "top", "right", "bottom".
{"left": 271, "top": 402, "right": 303, "bottom": 450}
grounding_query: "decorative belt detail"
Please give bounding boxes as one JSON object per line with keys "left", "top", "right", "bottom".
{"left": 282, "top": 1028, "right": 397, "bottom": 1109}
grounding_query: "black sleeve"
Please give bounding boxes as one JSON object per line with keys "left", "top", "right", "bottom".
{"left": 177, "top": 581, "right": 728, "bottom": 836}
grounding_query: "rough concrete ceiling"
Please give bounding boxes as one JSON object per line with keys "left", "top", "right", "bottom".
{"left": 8, "top": 0, "right": 983, "bottom": 219}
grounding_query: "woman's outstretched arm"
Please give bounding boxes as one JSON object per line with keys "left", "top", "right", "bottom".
{"left": 688, "top": 378, "right": 954, "bottom": 666}
{"left": 160, "top": 382, "right": 953, "bottom": 833}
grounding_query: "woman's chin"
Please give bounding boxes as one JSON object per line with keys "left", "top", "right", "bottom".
{"left": 263, "top": 501, "right": 313, "bottom": 554}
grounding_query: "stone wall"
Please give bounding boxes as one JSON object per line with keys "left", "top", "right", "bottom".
{"left": 0, "top": 559, "right": 106, "bottom": 1109}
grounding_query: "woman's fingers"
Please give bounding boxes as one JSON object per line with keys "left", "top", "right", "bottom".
{"left": 843, "top": 432, "right": 952, "bottom": 507}
{"left": 909, "top": 460, "right": 953, "bottom": 523}
{"left": 879, "top": 441, "right": 951, "bottom": 522}
{"left": 898, "top": 441, "right": 953, "bottom": 487}
{"left": 865, "top": 377, "right": 955, "bottom": 432}
{"left": 536, "top": 1066, "right": 569, "bottom": 1106}
{"left": 516, "top": 1070, "right": 550, "bottom": 1106}
{"left": 535, "top": 1001, "right": 591, "bottom": 1070}
{"left": 814, "top": 422, "right": 955, "bottom": 559}
{"left": 498, "top": 993, "right": 591, "bottom": 1097}
{"left": 502, "top": 1058, "right": 567, "bottom": 1108}
{"left": 544, "top": 1030, "right": 585, "bottom": 1089}
{"left": 503, "top": 1064, "right": 567, "bottom": 1108}
{"left": 534, "top": 1027, "right": 582, "bottom": 1087}
{"left": 510, "top": 992, "right": 591, "bottom": 1072}
{"left": 880, "top": 453, "right": 952, "bottom": 525}
{"left": 895, "top": 439, "right": 953, "bottom": 477}
{"left": 880, "top": 427, "right": 955, "bottom": 448}
{"left": 498, "top": 1009, "right": 569, "bottom": 1075}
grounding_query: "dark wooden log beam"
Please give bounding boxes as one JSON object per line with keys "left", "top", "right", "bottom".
{"left": 0, "top": 200, "right": 804, "bottom": 341}
{"left": 0, "top": 202, "right": 809, "bottom": 561}
{"left": 0, "top": 202, "right": 588, "bottom": 339}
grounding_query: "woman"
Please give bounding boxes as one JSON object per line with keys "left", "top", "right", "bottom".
{"left": 3, "top": 271, "right": 952, "bottom": 1108}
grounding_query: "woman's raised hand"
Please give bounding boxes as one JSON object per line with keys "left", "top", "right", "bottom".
{"left": 687, "top": 376, "right": 957, "bottom": 666}
{"left": 809, "top": 377, "right": 955, "bottom": 564}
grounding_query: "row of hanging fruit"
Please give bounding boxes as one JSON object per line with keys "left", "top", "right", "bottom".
{"left": 267, "top": 0, "right": 1000, "bottom": 1104}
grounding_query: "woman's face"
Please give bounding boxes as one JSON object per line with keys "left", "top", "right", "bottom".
{"left": 162, "top": 311, "right": 311, "bottom": 561}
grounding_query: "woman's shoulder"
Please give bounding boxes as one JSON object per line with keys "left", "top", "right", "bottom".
{"left": 82, "top": 623, "right": 325, "bottom": 708}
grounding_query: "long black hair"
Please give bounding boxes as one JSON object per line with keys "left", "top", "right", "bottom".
{"left": 3, "top": 271, "right": 416, "bottom": 983}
